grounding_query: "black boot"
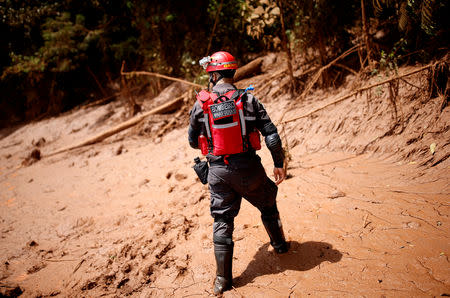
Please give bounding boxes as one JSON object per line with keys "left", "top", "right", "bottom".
{"left": 262, "top": 214, "right": 289, "bottom": 254}
{"left": 213, "top": 242, "right": 233, "bottom": 295}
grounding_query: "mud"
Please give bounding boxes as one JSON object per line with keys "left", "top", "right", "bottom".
{"left": 0, "top": 57, "right": 449, "bottom": 297}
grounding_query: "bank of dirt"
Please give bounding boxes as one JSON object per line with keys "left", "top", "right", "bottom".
{"left": 0, "top": 56, "right": 449, "bottom": 297}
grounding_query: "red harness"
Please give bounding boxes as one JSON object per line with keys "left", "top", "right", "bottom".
{"left": 196, "top": 89, "right": 261, "bottom": 156}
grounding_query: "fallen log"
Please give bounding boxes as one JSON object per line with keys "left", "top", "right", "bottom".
{"left": 234, "top": 57, "right": 264, "bottom": 82}
{"left": 47, "top": 94, "right": 186, "bottom": 157}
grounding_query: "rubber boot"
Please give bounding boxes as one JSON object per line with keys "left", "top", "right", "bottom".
{"left": 262, "top": 214, "right": 289, "bottom": 254}
{"left": 213, "top": 242, "right": 233, "bottom": 295}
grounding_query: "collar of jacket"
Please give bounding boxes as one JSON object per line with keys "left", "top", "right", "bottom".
{"left": 212, "top": 83, "right": 237, "bottom": 94}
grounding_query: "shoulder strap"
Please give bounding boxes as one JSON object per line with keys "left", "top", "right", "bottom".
{"left": 196, "top": 90, "right": 213, "bottom": 112}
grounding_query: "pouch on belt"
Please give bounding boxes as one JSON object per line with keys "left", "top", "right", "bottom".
{"left": 193, "top": 157, "right": 209, "bottom": 184}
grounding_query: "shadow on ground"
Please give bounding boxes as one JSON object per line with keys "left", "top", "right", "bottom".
{"left": 235, "top": 241, "right": 342, "bottom": 287}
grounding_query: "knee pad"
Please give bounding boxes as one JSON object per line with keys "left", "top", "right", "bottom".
{"left": 213, "top": 216, "right": 234, "bottom": 245}
{"left": 213, "top": 234, "right": 234, "bottom": 246}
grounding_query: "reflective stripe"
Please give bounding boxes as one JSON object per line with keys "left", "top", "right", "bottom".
{"left": 244, "top": 116, "right": 256, "bottom": 121}
{"left": 204, "top": 114, "right": 211, "bottom": 138}
{"left": 238, "top": 109, "right": 246, "bottom": 136}
{"left": 212, "top": 122, "right": 238, "bottom": 129}
{"left": 209, "top": 61, "right": 237, "bottom": 66}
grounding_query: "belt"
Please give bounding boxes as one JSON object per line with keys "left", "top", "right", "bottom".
{"left": 208, "top": 151, "right": 257, "bottom": 166}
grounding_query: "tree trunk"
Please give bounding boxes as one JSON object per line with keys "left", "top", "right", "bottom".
{"left": 277, "top": 0, "right": 296, "bottom": 96}
{"left": 361, "top": 0, "right": 373, "bottom": 69}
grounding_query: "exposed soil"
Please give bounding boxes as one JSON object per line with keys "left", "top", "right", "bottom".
{"left": 0, "top": 55, "right": 449, "bottom": 297}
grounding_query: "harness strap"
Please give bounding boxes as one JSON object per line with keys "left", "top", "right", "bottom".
{"left": 204, "top": 114, "right": 211, "bottom": 138}
{"left": 238, "top": 109, "right": 246, "bottom": 136}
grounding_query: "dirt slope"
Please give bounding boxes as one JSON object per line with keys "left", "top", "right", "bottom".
{"left": 0, "top": 57, "right": 449, "bottom": 297}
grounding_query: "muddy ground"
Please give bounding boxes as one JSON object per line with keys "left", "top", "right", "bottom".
{"left": 0, "top": 55, "right": 449, "bottom": 297}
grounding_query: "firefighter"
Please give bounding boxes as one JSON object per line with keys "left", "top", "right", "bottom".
{"left": 188, "top": 51, "right": 289, "bottom": 295}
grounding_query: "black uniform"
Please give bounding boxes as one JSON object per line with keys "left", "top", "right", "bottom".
{"left": 188, "top": 82, "right": 288, "bottom": 293}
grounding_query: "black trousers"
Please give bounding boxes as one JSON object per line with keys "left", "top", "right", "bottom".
{"left": 207, "top": 154, "right": 278, "bottom": 242}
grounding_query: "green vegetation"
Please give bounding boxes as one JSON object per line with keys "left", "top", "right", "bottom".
{"left": 0, "top": 0, "right": 448, "bottom": 127}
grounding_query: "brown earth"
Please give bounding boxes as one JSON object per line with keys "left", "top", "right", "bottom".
{"left": 0, "top": 54, "right": 449, "bottom": 297}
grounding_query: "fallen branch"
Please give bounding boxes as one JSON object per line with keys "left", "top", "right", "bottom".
{"left": 156, "top": 105, "right": 186, "bottom": 137}
{"left": 82, "top": 93, "right": 119, "bottom": 109}
{"left": 121, "top": 69, "right": 204, "bottom": 89}
{"left": 283, "top": 63, "right": 435, "bottom": 124}
{"left": 45, "top": 258, "right": 78, "bottom": 262}
{"left": 298, "top": 44, "right": 360, "bottom": 100}
{"left": 255, "top": 67, "right": 287, "bottom": 93}
{"left": 335, "top": 63, "right": 358, "bottom": 75}
{"left": 47, "top": 94, "right": 186, "bottom": 157}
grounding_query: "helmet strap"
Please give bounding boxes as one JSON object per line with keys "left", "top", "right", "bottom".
{"left": 209, "top": 72, "right": 224, "bottom": 88}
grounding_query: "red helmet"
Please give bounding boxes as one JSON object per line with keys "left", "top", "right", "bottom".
{"left": 199, "top": 51, "right": 238, "bottom": 72}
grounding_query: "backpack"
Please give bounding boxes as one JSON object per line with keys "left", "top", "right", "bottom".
{"left": 196, "top": 89, "right": 261, "bottom": 156}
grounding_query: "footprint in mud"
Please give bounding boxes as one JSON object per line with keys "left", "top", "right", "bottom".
{"left": 0, "top": 261, "right": 11, "bottom": 280}
{"left": 174, "top": 173, "right": 187, "bottom": 181}
{"left": 155, "top": 241, "right": 175, "bottom": 260}
{"left": 27, "top": 262, "right": 47, "bottom": 274}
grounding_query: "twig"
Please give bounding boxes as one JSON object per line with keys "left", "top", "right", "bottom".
{"left": 400, "top": 78, "right": 423, "bottom": 90}
{"left": 362, "top": 213, "right": 369, "bottom": 228}
{"left": 400, "top": 210, "right": 446, "bottom": 233}
{"left": 289, "top": 281, "right": 299, "bottom": 290}
{"left": 72, "top": 259, "right": 85, "bottom": 274}
{"left": 358, "top": 208, "right": 393, "bottom": 224}
{"left": 283, "top": 63, "right": 435, "bottom": 124}
{"left": 416, "top": 258, "right": 447, "bottom": 285}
